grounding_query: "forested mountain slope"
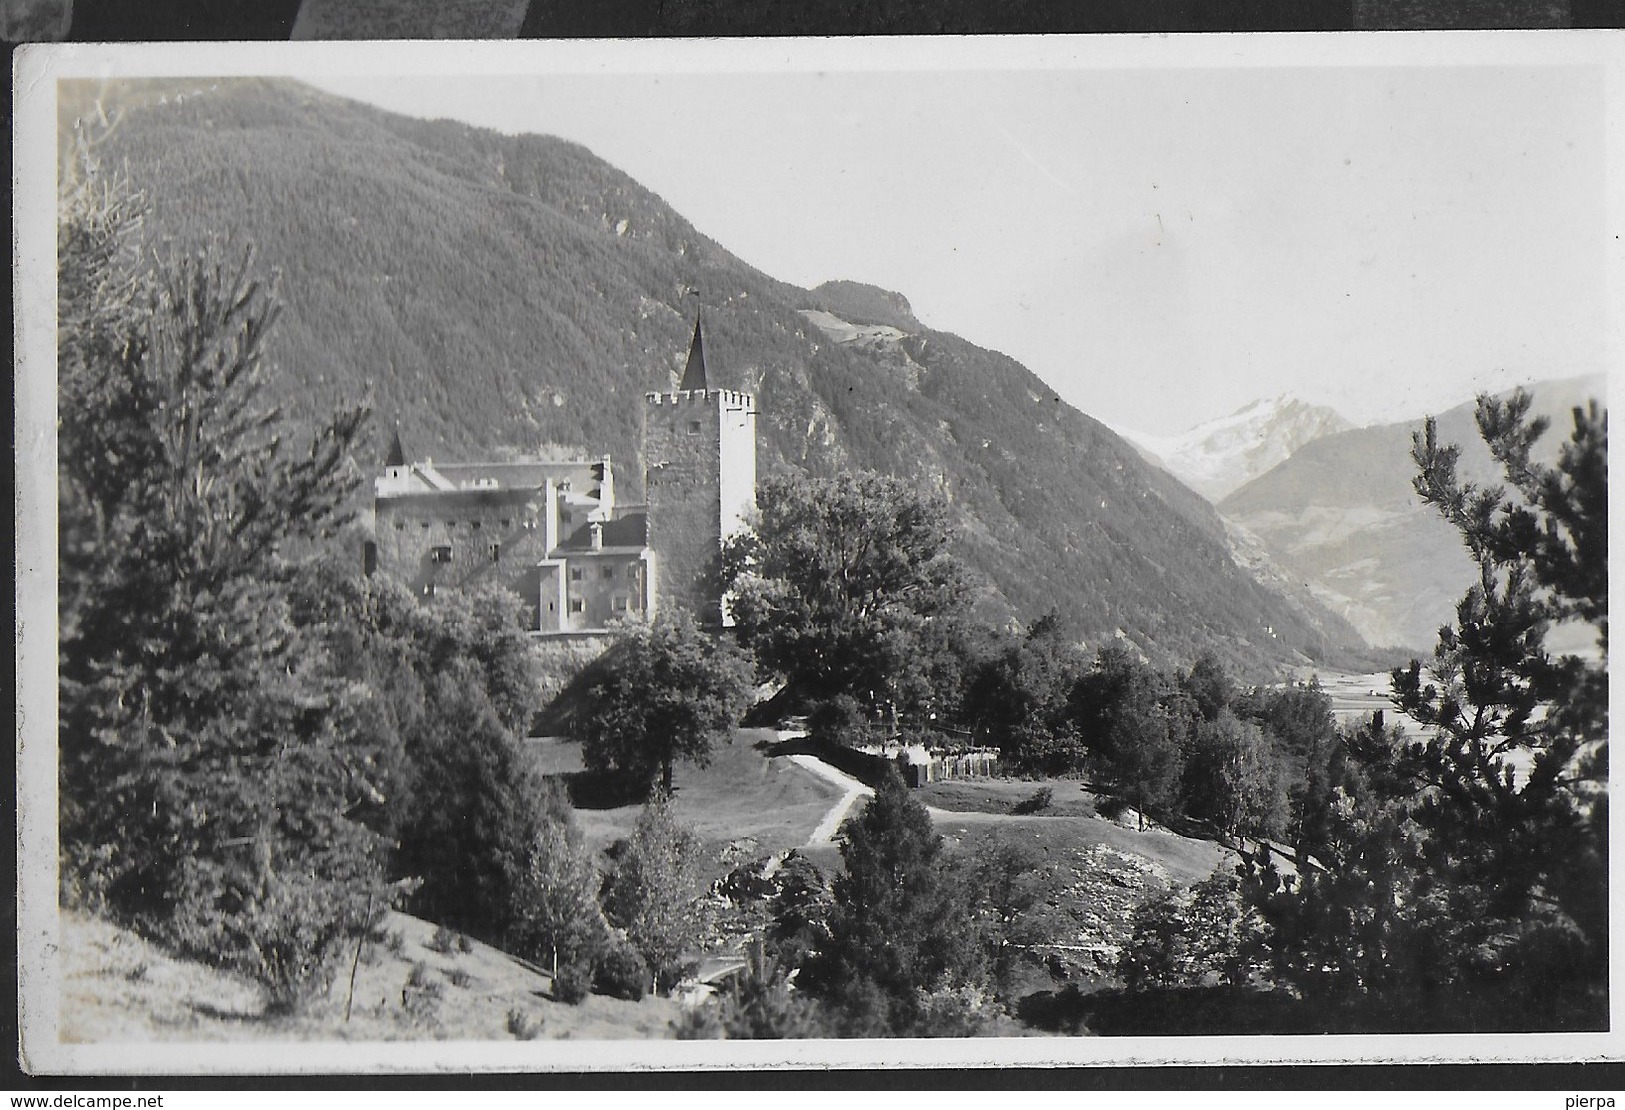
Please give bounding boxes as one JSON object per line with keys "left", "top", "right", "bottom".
{"left": 66, "top": 77, "right": 1379, "bottom": 677}
{"left": 1220, "top": 375, "right": 1607, "bottom": 653}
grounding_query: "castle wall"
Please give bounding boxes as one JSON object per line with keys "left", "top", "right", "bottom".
{"left": 373, "top": 487, "right": 651, "bottom": 632}
{"left": 373, "top": 488, "right": 553, "bottom": 627}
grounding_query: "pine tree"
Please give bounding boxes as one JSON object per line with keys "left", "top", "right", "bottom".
{"left": 796, "top": 773, "right": 986, "bottom": 1035}
{"left": 56, "top": 165, "right": 381, "bottom": 1008}
{"left": 1245, "top": 390, "right": 1607, "bottom": 1030}
{"left": 1388, "top": 389, "right": 1607, "bottom": 1027}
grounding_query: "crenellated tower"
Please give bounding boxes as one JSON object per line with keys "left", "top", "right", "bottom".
{"left": 642, "top": 313, "right": 757, "bottom": 625}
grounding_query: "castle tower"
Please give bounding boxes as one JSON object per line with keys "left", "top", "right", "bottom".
{"left": 643, "top": 313, "right": 756, "bottom": 625}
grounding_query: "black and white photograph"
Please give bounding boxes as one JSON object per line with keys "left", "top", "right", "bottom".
{"left": 13, "top": 33, "right": 1620, "bottom": 1074}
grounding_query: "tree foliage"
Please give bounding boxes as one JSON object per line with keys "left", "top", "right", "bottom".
{"left": 600, "top": 793, "right": 710, "bottom": 994}
{"left": 1118, "top": 867, "right": 1266, "bottom": 992}
{"left": 56, "top": 165, "right": 383, "bottom": 1007}
{"left": 511, "top": 798, "right": 610, "bottom": 988}
{"left": 797, "top": 774, "right": 986, "bottom": 1035}
{"left": 1075, "top": 645, "right": 1188, "bottom": 826}
{"left": 293, "top": 567, "right": 550, "bottom": 940}
{"left": 1182, "top": 710, "right": 1289, "bottom": 841}
{"left": 573, "top": 609, "right": 754, "bottom": 795}
{"left": 961, "top": 610, "right": 1089, "bottom": 774}
{"left": 723, "top": 470, "right": 970, "bottom": 717}
{"left": 958, "top": 832, "right": 1048, "bottom": 995}
{"left": 1246, "top": 390, "right": 1608, "bottom": 1030}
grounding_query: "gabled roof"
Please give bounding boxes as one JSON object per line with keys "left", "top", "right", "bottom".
{"left": 679, "top": 314, "right": 708, "bottom": 391}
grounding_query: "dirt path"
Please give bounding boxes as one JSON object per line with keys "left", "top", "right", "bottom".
{"left": 786, "top": 754, "right": 873, "bottom": 846}
{"left": 780, "top": 753, "right": 1230, "bottom": 883}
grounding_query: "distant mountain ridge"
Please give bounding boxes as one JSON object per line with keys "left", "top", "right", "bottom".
{"left": 68, "top": 76, "right": 1383, "bottom": 677}
{"left": 1121, "top": 395, "right": 1354, "bottom": 502}
{"left": 1219, "top": 375, "right": 1606, "bottom": 652}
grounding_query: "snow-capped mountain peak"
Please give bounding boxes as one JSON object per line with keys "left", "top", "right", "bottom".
{"left": 1118, "top": 395, "right": 1353, "bottom": 501}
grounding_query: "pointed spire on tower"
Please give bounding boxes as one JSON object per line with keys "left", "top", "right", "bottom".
{"left": 679, "top": 310, "right": 709, "bottom": 392}
{"left": 385, "top": 424, "right": 406, "bottom": 468}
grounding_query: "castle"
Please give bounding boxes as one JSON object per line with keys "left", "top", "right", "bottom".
{"left": 368, "top": 316, "right": 756, "bottom": 633}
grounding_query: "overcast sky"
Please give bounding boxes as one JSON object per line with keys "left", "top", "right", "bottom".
{"left": 302, "top": 43, "right": 1611, "bottom": 437}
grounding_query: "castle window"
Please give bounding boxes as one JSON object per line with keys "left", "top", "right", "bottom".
{"left": 612, "top": 596, "right": 628, "bottom": 612}
{"left": 422, "top": 583, "right": 435, "bottom": 598}
{"left": 569, "top": 598, "right": 585, "bottom": 614}
{"left": 471, "top": 521, "right": 481, "bottom": 530}
{"left": 601, "top": 565, "right": 614, "bottom": 579}
{"left": 490, "top": 542, "right": 501, "bottom": 563}
{"left": 393, "top": 520, "right": 403, "bottom": 531}
{"left": 687, "top": 420, "right": 702, "bottom": 434}
{"left": 430, "top": 545, "right": 453, "bottom": 564}
{"left": 421, "top": 521, "right": 430, "bottom": 530}
{"left": 500, "top": 519, "right": 511, "bottom": 529}
{"left": 362, "top": 542, "right": 377, "bottom": 576}
{"left": 570, "top": 567, "right": 584, "bottom": 582}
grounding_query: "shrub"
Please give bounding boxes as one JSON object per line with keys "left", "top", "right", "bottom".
{"left": 456, "top": 932, "right": 474, "bottom": 955}
{"left": 447, "top": 967, "right": 474, "bottom": 989}
{"left": 506, "top": 1007, "right": 543, "bottom": 1040}
{"left": 915, "top": 983, "right": 992, "bottom": 1037}
{"left": 228, "top": 876, "right": 364, "bottom": 1016}
{"left": 709, "top": 945, "right": 827, "bottom": 1039}
{"left": 1011, "top": 786, "right": 1054, "bottom": 815}
{"left": 429, "top": 925, "right": 459, "bottom": 955}
{"left": 552, "top": 960, "right": 592, "bottom": 1005}
{"left": 593, "top": 940, "right": 649, "bottom": 1001}
{"left": 401, "top": 961, "right": 444, "bottom": 1023}
{"left": 670, "top": 1004, "right": 725, "bottom": 1039}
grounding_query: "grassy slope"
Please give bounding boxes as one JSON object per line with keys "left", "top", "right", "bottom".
{"left": 526, "top": 728, "right": 845, "bottom": 868}
{"left": 61, "top": 745, "right": 1237, "bottom": 1042}
{"left": 61, "top": 908, "right": 679, "bottom": 1043}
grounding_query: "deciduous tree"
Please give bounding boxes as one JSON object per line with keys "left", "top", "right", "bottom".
{"left": 601, "top": 793, "right": 710, "bottom": 994}
{"left": 1182, "top": 710, "right": 1288, "bottom": 841}
{"left": 722, "top": 470, "right": 970, "bottom": 717}
{"left": 573, "top": 608, "right": 754, "bottom": 795}
{"left": 512, "top": 797, "right": 610, "bottom": 986}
